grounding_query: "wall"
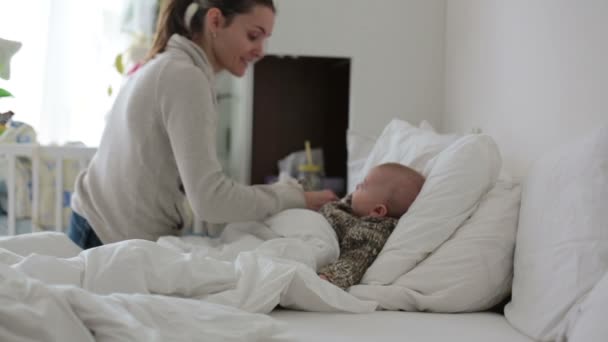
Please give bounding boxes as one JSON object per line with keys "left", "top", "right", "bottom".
{"left": 267, "top": 0, "right": 446, "bottom": 137}
{"left": 444, "top": 0, "right": 608, "bottom": 177}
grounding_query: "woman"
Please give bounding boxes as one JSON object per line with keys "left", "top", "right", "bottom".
{"left": 68, "top": 0, "right": 337, "bottom": 249}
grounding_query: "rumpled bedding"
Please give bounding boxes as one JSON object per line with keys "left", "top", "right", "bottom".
{"left": 0, "top": 172, "right": 518, "bottom": 341}
{"left": 0, "top": 265, "right": 282, "bottom": 342}
{"left": 0, "top": 209, "right": 376, "bottom": 341}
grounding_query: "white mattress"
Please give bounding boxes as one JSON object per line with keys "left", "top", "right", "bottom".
{"left": 270, "top": 310, "right": 533, "bottom": 342}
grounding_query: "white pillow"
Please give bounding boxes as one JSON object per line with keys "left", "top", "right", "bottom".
{"left": 346, "top": 129, "right": 377, "bottom": 193}
{"left": 360, "top": 134, "right": 502, "bottom": 285}
{"left": 358, "top": 119, "right": 459, "bottom": 183}
{"left": 567, "top": 270, "right": 608, "bottom": 342}
{"left": 419, "top": 120, "right": 436, "bottom": 131}
{"left": 504, "top": 124, "right": 608, "bottom": 341}
{"left": 347, "top": 119, "right": 460, "bottom": 193}
{"left": 350, "top": 180, "right": 519, "bottom": 311}
{"left": 397, "top": 180, "right": 519, "bottom": 312}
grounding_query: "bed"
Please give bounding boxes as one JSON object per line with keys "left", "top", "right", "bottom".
{"left": 270, "top": 310, "right": 532, "bottom": 342}
{"left": 0, "top": 119, "right": 606, "bottom": 342}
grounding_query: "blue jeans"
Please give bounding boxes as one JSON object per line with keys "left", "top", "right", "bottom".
{"left": 67, "top": 212, "right": 103, "bottom": 250}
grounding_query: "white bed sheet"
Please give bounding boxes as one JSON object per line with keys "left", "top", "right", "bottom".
{"left": 271, "top": 310, "right": 533, "bottom": 342}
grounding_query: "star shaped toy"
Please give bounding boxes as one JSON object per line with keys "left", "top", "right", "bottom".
{"left": 0, "top": 38, "right": 22, "bottom": 80}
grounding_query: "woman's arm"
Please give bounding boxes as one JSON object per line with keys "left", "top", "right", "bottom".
{"left": 158, "top": 63, "right": 306, "bottom": 223}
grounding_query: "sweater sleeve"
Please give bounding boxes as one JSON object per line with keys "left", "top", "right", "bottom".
{"left": 157, "top": 62, "right": 305, "bottom": 223}
{"left": 319, "top": 216, "right": 396, "bottom": 289}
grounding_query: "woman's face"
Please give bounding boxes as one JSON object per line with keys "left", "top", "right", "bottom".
{"left": 212, "top": 5, "right": 275, "bottom": 77}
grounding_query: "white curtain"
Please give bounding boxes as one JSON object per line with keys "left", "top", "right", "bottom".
{"left": 0, "top": 0, "right": 157, "bottom": 146}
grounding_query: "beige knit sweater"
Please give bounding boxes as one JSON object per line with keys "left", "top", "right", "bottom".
{"left": 72, "top": 34, "right": 305, "bottom": 244}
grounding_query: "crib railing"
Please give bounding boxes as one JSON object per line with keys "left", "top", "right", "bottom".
{"left": 0, "top": 144, "right": 208, "bottom": 236}
{"left": 0, "top": 144, "right": 97, "bottom": 235}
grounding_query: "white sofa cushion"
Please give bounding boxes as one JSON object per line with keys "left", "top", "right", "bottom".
{"left": 361, "top": 133, "right": 502, "bottom": 285}
{"left": 504, "top": 124, "right": 608, "bottom": 341}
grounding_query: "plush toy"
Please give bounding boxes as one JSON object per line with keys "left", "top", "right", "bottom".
{"left": 0, "top": 37, "right": 21, "bottom": 80}
{"left": 0, "top": 37, "right": 21, "bottom": 135}
{"left": 0, "top": 110, "right": 14, "bottom": 133}
{"left": 108, "top": 33, "right": 151, "bottom": 97}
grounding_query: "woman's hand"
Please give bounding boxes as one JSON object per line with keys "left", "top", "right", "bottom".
{"left": 304, "top": 190, "right": 338, "bottom": 211}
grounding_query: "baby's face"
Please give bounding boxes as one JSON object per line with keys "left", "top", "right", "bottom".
{"left": 351, "top": 167, "right": 390, "bottom": 217}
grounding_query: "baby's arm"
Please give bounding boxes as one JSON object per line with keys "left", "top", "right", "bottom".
{"left": 318, "top": 196, "right": 357, "bottom": 242}
{"left": 319, "top": 245, "right": 376, "bottom": 289}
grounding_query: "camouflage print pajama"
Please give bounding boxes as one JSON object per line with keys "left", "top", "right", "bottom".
{"left": 318, "top": 196, "right": 397, "bottom": 289}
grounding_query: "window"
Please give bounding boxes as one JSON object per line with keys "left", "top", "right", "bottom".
{"left": 0, "top": 0, "right": 157, "bottom": 146}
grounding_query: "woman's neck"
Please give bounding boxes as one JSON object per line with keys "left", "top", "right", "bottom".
{"left": 193, "top": 34, "right": 222, "bottom": 74}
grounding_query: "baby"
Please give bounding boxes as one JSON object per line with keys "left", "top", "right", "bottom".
{"left": 318, "top": 162, "right": 425, "bottom": 289}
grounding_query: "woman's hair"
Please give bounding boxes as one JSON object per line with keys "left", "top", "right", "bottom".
{"left": 146, "top": 0, "right": 275, "bottom": 62}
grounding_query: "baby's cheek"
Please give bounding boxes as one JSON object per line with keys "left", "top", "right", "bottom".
{"left": 351, "top": 201, "right": 362, "bottom": 216}
{"left": 350, "top": 197, "right": 359, "bottom": 210}
{"left": 351, "top": 191, "right": 359, "bottom": 204}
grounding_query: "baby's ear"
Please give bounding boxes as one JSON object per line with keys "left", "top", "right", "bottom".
{"left": 370, "top": 204, "right": 388, "bottom": 217}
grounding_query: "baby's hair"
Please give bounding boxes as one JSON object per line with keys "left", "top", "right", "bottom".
{"left": 375, "top": 163, "right": 425, "bottom": 218}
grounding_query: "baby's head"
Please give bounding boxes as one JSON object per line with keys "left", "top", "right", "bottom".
{"left": 351, "top": 163, "right": 425, "bottom": 218}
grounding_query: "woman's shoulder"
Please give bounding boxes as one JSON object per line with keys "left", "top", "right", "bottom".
{"left": 149, "top": 52, "right": 209, "bottom": 86}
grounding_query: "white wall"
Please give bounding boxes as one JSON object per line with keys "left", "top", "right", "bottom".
{"left": 267, "top": 0, "right": 446, "bottom": 137}
{"left": 444, "top": 0, "right": 608, "bottom": 177}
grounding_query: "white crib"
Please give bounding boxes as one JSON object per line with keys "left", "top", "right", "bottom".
{"left": 0, "top": 143, "right": 96, "bottom": 235}
{"left": 0, "top": 143, "right": 206, "bottom": 237}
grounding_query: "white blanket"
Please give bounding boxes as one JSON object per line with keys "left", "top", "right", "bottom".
{"left": 0, "top": 209, "right": 377, "bottom": 341}
{"left": 0, "top": 265, "right": 282, "bottom": 342}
